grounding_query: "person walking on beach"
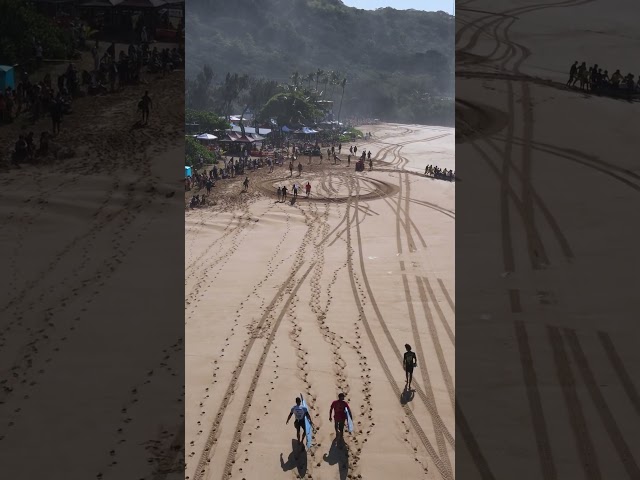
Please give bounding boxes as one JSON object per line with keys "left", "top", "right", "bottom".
{"left": 243, "top": 176, "right": 249, "bottom": 191}
{"left": 298, "top": 162, "right": 303, "bottom": 177}
{"left": 277, "top": 186, "right": 282, "bottom": 202}
{"left": 329, "top": 393, "right": 353, "bottom": 447}
{"left": 282, "top": 185, "right": 288, "bottom": 201}
{"left": 354, "top": 145, "right": 358, "bottom": 155}
{"left": 347, "top": 154, "right": 351, "bottom": 167}
{"left": 349, "top": 145, "right": 353, "bottom": 154}
{"left": 369, "top": 157, "right": 373, "bottom": 171}
{"left": 567, "top": 61, "right": 578, "bottom": 86}
{"left": 140, "top": 90, "right": 152, "bottom": 125}
{"left": 289, "top": 161, "right": 294, "bottom": 177}
{"left": 286, "top": 397, "right": 314, "bottom": 445}
{"left": 305, "top": 182, "right": 311, "bottom": 198}
{"left": 293, "top": 183, "right": 298, "bottom": 198}
{"left": 403, "top": 344, "right": 417, "bottom": 387}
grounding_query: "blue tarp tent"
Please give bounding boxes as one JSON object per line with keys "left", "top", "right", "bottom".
{"left": 281, "top": 125, "right": 292, "bottom": 133}
{"left": 185, "top": 166, "right": 192, "bottom": 178}
{"left": 0, "top": 65, "right": 15, "bottom": 90}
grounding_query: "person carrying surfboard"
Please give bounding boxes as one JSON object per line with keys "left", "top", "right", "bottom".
{"left": 286, "top": 397, "right": 314, "bottom": 445}
{"left": 329, "top": 393, "right": 353, "bottom": 445}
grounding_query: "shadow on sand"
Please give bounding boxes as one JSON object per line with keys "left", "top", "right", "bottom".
{"left": 323, "top": 438, "right": 349, "bottom": 480}
{"left": 400, "top": 384, "right": 415, "bottom": 404}
{"left": 290, "top": 196, "right": 296, "bottom": 206}
{"left": 280, "top": 439, "right": 307, "bottom": 477}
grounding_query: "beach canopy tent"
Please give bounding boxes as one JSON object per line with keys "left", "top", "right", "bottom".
{"left": 230, "top": 125, "right": 272, "bottom": 135}
{"left": 281, "top": 125, "right": 292, "bottom": 133}
{"left": 196, "top": 133, "right": 217, "bottom": 140}
{"left": 185, "top": 166, "right": 192, "bottom": 178}
{"left": 0, "top": 65, "right": 15, "bottom": 90}
{"left": 295, "top": 127, "right": 319, "bottom": 134}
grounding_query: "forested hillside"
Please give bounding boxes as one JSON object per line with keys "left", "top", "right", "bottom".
{"left": 186, "top": 0, "right": 454, "bottom": 126}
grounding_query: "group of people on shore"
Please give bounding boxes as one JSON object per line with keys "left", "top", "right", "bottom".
{"left": 425, "top": 164, "right": 455, "bottom": 181}
{"left": 275, "top": 181, "right": 312, "bottom": 202}
{"left": 567, "top": 61, "right": 639, "bottom": 93}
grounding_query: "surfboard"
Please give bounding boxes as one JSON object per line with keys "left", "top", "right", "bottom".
{"left": 300, "top": 393, "right": 313, "bottom": 448}
{"left": 346, "top": 407, "right": 354, "bottom": 433}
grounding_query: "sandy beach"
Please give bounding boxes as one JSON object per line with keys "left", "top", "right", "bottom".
{"left": 185, "top": 124, "right": 455, "bottom": 479}
{"left": 0, "top": 53, "right": 185, "bottom": 477}
{"left": 456, "top": 1, "right": 640, "bottom": 478}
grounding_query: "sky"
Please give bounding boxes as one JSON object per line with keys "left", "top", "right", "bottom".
{"left": 340, "top": 0, "right": 454, "bottom": 15}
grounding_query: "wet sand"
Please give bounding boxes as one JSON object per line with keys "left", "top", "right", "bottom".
{"left": 185, "top": 124, "right": 455, "bottom": 480}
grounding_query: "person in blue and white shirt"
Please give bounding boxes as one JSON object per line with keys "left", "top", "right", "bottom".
{"left": 286, "top": 397, "right": 314, "bottom": 445}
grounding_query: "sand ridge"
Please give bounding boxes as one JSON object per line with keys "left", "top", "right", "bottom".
{"left": 185, "top": 124, "right": 455, "bottom": 480}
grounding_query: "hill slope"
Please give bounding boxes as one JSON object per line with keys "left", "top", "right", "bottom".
{"left": 186, "top": 0, "right": 454, "bottom": 125}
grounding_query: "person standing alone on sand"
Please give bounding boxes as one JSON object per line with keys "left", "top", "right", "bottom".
{"left": 298, "top": 162, "right": 303, "bottom": 177}
{"left": 289, "top": 161, "right": 294, "bottom": 177}
{"left": 140, "top": 90, "right": 152, "bottom": 125}
{"left": 305, "top": 182, "right": 311, "bottom": 197}
{"left": 403, "top": 344, "right": 417, "bottom": 387}
{"left": 286, "top": 397, "right": 314, "bottom": 446}
{"left": 329, "top": 393, "right": 353, "bottom": 447}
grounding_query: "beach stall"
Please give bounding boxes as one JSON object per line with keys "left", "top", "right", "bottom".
{"left": 0, "top": 65, "right": 15, "bottom": 90}
{"left": 185, "top": 166, "right": 192, "bottom": 178}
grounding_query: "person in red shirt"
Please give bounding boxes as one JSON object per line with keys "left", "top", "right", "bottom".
{"left": 305, "top": 182, "right": 311, "bottom": 198}
{"left": 329, "top": 393, "right": 353, "bottom": 446}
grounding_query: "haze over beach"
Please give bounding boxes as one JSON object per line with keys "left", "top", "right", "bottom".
{"left": 456, "top": 1, "right": 640, "bottom": 478}
{"left": 185, "top": 0, "right": 455, "bottom": 478}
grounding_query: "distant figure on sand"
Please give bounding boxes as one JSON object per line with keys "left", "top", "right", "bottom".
{"left": 282, "top": 185, "right": 288, "bottom": 201}
{"left": 347, "top": 154, "right": 351, "bottom": 167}
{"left": 293, "top": 183, "right": 298, "bottom": 198}
{"left": 277, "top": 186, "right": 282, "bottom": 201}
{"left": 403, "top": 344, "right": 417, "bottom": 387}
{"left": 305, "top": 182, "right": 311, "bottom": 197}
{"left": 329, "top": 393, "right": 353, "bottom": 447}
{"left": 566, "top": 61, "right": 578, "bottom": 86}
{"left": 243, "top": 176, "right": 249, "bottom": 191}
{"left": 289, "top": 161, "right": 294, "bottom": 176}
{"left": 298, "top": 162, "right": 303, "bottom": 176}
{"left": 369, "top": 158, "right": 373, "bottom": 171}
{"left": 286, "top": 397, "right": 314, "bottom": 445}
{"left": 139, "top": 90, "right": 152, "bottom": 124}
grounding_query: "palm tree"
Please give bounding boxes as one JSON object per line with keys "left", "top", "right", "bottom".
{"left": 337, "top": 77, "right": 347, "bottom": 123}
{"left": 329, "top": 70, "right": 341, "bottom": 102}
{"left": 315, "top": 68, "right": 324, "bottom": 92}
{"left": 290, "top": 71, "right": 300, "bottom": 89}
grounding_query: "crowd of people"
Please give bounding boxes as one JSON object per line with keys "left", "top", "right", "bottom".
{"left": 566, "top": 61, "right": 639, "bottom": 94}
{"left": 424, "top": 164, "right": 455, "bottom": 181}
{"left": 3, "top": 19, "right": 182, "bottom": 168}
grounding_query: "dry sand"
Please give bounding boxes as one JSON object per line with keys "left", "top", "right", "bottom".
{"left": 185, "top": 124, "right": 455, "bottom": 479}
{"left": 456, "top": 1, "right": 640, "bottom": 479}
{"left": 0, "top": 52, "right": 185, "bottom": 477}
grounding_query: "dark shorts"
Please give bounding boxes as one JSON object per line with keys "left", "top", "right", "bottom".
{"left": 334, "top": 419, "right": 345, "bottom": 432}
{"left": 405, "top": 366, "right": 414, "bottom": 374}
{"left": 294, "top": 418, "right": 306, "bottom": 434}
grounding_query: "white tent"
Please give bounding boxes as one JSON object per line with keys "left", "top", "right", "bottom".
{"left": 196, "top": 133, "right": 218, "bottom": 140}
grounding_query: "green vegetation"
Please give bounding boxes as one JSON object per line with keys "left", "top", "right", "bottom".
{"left": 185, "top": 108, "right": 230, "bottom": 132}
{"left": 187, "top": 0, "right": 453, "bottom": 126}
{"left": 0, "top": 0, "right": 71, "bottom": 65}
{"left": 338, "top": 126, "right": 363, "bottom": 143}
{"left": 185, "top": 136, "right": 217, "bottom": 167}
